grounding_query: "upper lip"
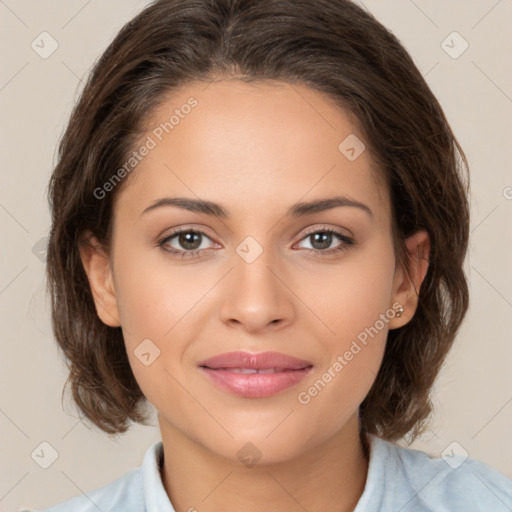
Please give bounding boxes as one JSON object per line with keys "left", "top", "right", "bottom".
{"left": 198, "top": 351, "right": 313, "bottom": 370}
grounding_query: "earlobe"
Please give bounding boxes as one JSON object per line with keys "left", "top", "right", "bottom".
{"left": 78, "top": 231, "right": 121, "bottom": 327}
{"left": 389, "top": 230, "right": 430, "bottom": 329}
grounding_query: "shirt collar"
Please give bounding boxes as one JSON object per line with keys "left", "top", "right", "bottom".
{"left": 354, "top": 433, "right": 396, "bottom": 511}
{"left": 142, "top": 441, "right": 175, "bottom": 512}
{"left": 143, "top": 435, "right": 388, "bottom": 512}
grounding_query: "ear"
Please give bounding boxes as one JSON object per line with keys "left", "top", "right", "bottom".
{"left": 388, "top": 230, "right": 430, "bottom": 329}
{"left": 78, "top": 231, "right": 121, "bottom": 327}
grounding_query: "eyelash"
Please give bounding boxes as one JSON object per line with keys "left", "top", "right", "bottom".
{"left": 157, "top": 226, "right": 355, "bottom": 260}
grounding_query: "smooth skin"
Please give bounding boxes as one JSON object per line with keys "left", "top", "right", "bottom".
{"left": 80, "top": 79, "right": 430, "bottom": 512}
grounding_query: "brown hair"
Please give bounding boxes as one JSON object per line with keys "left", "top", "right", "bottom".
{"left": 46, "top": 0, "right": 470, "bottom": 441}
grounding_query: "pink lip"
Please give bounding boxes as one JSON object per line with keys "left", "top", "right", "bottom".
{"left": 198, "top": 351, "right": 313, "bottom": 398}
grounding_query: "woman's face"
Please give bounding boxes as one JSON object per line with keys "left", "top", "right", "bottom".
{"left": 84, "top": 79, "right": 427, "bottom": 464}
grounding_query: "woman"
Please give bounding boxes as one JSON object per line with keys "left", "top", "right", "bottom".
{"left": 36, "top": 0, "right": 512, "bottom": 510}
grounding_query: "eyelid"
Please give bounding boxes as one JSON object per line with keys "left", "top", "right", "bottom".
{"left": 298, "top": 223, "right": 352, "bottom": 239}
{"left": 158, "top": 223, "right": 351, "bottom": 242}
{"left": 157, "top": 224, "right": 216, "bottom": 243}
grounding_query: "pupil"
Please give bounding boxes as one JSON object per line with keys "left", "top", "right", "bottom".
{"left": 180, "top": 232, "right": 201, "bottom": 250}
{"left": 312, "top": 232, "right": 331, "bottom": 250}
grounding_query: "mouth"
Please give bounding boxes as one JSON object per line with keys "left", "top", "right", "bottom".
{"left": 197, "top": 351, "right": 314, "bottom": 398}
{"left": 205, "top": 367, "right": 309, "bottom": 374}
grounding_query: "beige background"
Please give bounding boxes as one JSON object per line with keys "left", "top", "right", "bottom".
{"left": 1, "top": 0, "right": 511, "bottom": 510}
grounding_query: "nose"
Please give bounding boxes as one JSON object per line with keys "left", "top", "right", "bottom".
{"left": 218, "top": 243, "right": 296, "bottom": 333}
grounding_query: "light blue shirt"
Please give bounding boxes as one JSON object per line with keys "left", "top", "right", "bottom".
{"left": 28, "top": 434, "right": 512, "bottom": 511}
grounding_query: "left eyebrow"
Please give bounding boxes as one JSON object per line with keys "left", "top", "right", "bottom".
{"left": 289, "top": 196, "right": 373, "bottom": 218}
{"left": 140, "top": 195, "right": 373, "bottom": 219}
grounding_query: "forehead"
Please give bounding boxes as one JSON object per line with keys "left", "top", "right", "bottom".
{"left": 115, "top": 79, "right": 390, "bottom": 225}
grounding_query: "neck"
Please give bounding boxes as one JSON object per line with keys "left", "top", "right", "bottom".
{"left": 158, "top": 414, "right": 369, "bottom": 512}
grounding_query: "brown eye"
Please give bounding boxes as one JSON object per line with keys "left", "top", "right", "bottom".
{"left": 295, "top": 228, "right": 355, "bottom": 256}
{"left": 158, "top": 229, "right": 215, "bottom": 258}
{"left": 175, "top": 231, "right": 202, "bottom": 250}
{"left": 309, "top": 231, "right": 335, "bottom": 250}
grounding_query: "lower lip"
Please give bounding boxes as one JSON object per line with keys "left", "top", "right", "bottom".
{"left": 199, "top": 367, "right": 313, "bottom": 398}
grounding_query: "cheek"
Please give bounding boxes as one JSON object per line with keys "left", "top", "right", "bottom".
{"left": 298, "top": 235, "right": 396, "bottom": 348}
{"left": 111, "top": 246, "right": 219, "bottom": 394}
{"left": 113, "top": 245, "right": 205, "bottom": 343}
{"left": 293, "top": 236, "right": 395, "bottom": 408}
{"left": 113, "top": 259, "right": 191, "bottom": 408}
